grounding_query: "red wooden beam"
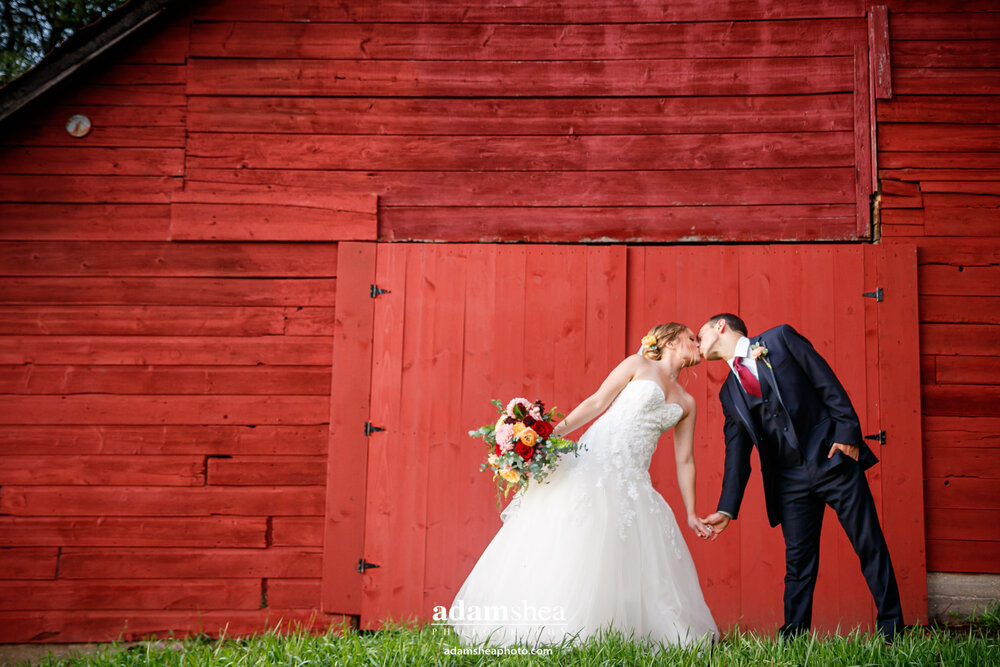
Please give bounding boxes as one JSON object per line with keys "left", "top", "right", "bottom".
{"left": 868, "top": 6, "right": 892, "bottom": 99}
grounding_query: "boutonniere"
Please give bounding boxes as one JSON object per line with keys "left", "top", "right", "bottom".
{"left": 750, "top": 342, "right": 772, "bottom": 369}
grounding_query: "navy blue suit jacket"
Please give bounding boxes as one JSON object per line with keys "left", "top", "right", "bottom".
{"left": 716, "top": 324, "right": 878, "bottom": 527}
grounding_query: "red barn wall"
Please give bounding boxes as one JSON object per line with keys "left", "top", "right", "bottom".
{"left": 0, "top": 0, "right": 993, "bottom": 643}
{"left": 877, "top": 3, "right": 1000, "bottom": 574}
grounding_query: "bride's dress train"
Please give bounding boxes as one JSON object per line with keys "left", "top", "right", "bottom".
{"left": 447, "top": 379, "right": 718, "bottom": 649}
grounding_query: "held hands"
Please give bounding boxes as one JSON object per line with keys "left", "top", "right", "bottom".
{"left": 687, "top": 513, "right": 714, "bottom": 540}
{"left": 699, "top": 512, "right": 731, "bottom": 542}
{"left": 828, "top": 442, "right": 860, "bottom": 461}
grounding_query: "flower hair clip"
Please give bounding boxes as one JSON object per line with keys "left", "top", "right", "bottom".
{"left": 641, "top": 334, "right": 659, "bottom": 351}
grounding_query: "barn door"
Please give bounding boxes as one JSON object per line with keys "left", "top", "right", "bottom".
{"left": 358, "top": 243, "right": 626, "bottom": 629}
{"left": 627, "top": 245, "right": 925, "bottom": 633}
{"left": 344, "top": 243, "right": 925, "bottom": 632}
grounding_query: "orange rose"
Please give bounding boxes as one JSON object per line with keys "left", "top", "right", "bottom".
{"left": 518, "top": 428, "right": 538, "bottom": 447}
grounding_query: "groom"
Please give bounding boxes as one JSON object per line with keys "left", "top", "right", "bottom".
{"left": 696, "top": 314, "right": 903, "bottom": 641}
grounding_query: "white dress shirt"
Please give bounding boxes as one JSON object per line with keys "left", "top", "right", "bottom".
{"left": 727, "top": 336, "right": 760, "bottom": 386}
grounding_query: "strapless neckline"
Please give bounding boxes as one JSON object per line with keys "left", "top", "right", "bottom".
{"left": 627, "top": 378, "right": 683, "bottom": 413}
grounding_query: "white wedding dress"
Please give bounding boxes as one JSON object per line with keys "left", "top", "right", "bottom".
{"left": 447, "top": 379, "right": 718, "bottom": 650}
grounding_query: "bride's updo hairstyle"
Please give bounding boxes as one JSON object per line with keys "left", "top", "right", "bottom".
{"left": 640, "top": 323, "right": 687, "bottom": 361}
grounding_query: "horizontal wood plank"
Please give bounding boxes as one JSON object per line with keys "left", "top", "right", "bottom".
{"left": 918, "top": 265, "right": 1000, "bottom": 297}
{"left": 923, "top": 416, "right": 1000, "bottom": 450}
{"left": 0, "top": 336, "right": 333, "bottom": 366}
{"left": 59, "top": 548, "right": 322, "bottom": 579}
{"left": 0, "top": 579, "right": 261, "bottom": 611}
{"left": 0, "top": 306, "right": 334, "bottom": 336}
{"left": 0, "top": 548, "right": 59, "bottom": 579}
{"left": 187, "top": 57, "right": 854, "bottom": 97}
{"left": 891, "top": 12, "right": 1000, "bottom": 41}
{"left": 877, "top": 95, "right": 1000, "bottom": 124}
{"left": 878, "top": 124, "right": 1000, "bottom": 152}
{"left": 0, "top": 517, "right": 267, "bottom": 547}
{"left": 0, "top": 242, "right": 338, "bottom": 277}
{"left": 925, "top": 508, "right": 1000, "bottom": 542}
{"left": 0, "top": 456, "right": 205, "bottom": 486}
{"left": 0, "top": 425, "right": 329, "bottom": 456}
{"left": 0, "top": 204, "right": 171, "bottom": 241}
{"left": 190, "top": 19, "right": 862, "bottom": 59}
{"left": 169, "top": 203, "right": 377, "bottom": 241}
{"left": 267, "top": 579, "right": 320, "bottom": 609}
{"left": 0, "top": 487, "right": 325, "bottom": 516}
{"left": 0, "top": 609, "right": 345, "bottom": 643}
{"left": 924, "top": 477, "right": 1000, "bottom": 510}
{"left": 187, "top": 94, "right": 854, "bottom": 135}
{"left": 195, "top": 0, "right": 865, "bottom": 22}
{"left": 208, "top": 456, "right": 327, "bottom": 485}
{"left": 185, "top": 132, "right": 854, "bottom": 171}
{"left": 893, "top": 68, "right": 1000, "bottom": 95}
{"left": 0, "top": 175, "right": 182, "bottom": 204}
{"left": 0, "top": 395, "right": 330, "bottom": 425}
{"left": 0, "top": 278, "right": 336, "bottom": 305}
{"left": 271, "top": 517, "right": 324, "bottom": 547}
{"left": 919, "top": 296, "right": 1000, "bottom": 325}
{"left": 184, "top": 167, "right": 856, "bottom": 206}
{"left": 924, "top": 448, "right": 1000, "bottom": 479}
{"left": 892, "top": 40, "right": 1000, "bottom": 69}
{"left": 927, "top": 539, "right": 1000, "bottom": 574}
{"left": 381, "top": 204, "right": 857, "bottom": 241}
{"left": 0, "top": 147, "right": 184, "bottom": 176}
{"left": 0, "top": 365, "right": 331, "bottom": 395}
{"left": 920, "top": 384, "right": 1000, "bottom": 417}
{"left": 879, "top": 152, "right": 1000, "bottom": 169}
{"left": 934, "top": 356, "right": 1000, "bottom": 385}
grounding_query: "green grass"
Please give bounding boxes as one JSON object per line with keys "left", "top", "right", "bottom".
{"left": 19, "top": 613, "right": 1000, "bottom": 667}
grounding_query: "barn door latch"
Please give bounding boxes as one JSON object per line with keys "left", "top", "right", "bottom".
{"left": 864, "top": 430, "right": 886, "bottom": 445}
{"left": 357, "top": 557, "right": 380, "bottom": 573}
{"left": 862, "top": 287, "right": 884, "bottom": 302}
{"left": 370, "top": 284, "right": 390, "bottom": 298}
{"left": 364, "top": 422, "right": 385, "bottom": 436}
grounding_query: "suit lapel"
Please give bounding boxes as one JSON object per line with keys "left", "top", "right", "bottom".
{"left": 724, "top": 374, "right": 760, "bottom": 442}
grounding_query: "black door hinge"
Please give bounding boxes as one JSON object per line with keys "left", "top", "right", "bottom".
{"left": 370, "top": 284, "right": 390, "bottom": 298}
{"left": 862, "top": 288, "right": 884, "bottom": 302}
{"left": 357, "top": 558, "right": 380, "bottom": 573}
{"left": 364, "top": 422, "right": 385, "bottom": 436}
{"left": 864, "top": 430, "right": 886, "bottom": 445}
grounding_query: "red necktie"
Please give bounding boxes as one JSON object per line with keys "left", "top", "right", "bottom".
{"left": 733, "top": 357, "right": 762, "bottom": 398}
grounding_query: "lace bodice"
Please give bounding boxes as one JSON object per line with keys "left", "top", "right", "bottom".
{"left": 576, "top": 379, "right": 684, "bottom": 475}
{"left": 503, "top": 380, "right": 685, "bottom": 542}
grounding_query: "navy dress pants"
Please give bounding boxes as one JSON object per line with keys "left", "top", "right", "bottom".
{"left": 776, "top": 458, "right": 904, "bottom": 641}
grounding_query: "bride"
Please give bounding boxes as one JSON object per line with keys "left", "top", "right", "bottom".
{"left": 447, "top": 323, "right": 719, "bottom": 650}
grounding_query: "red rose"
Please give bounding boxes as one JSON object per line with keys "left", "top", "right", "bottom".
{"left": 494, "top": 443, "right": 502, "bottom": 456}
{"left": 514, "top": 441, "right": 534, "bottom": 461}
{"left": 533, "top": 421, "right": 553, "bottom": 438}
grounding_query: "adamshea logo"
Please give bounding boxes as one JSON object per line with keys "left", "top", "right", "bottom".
{"left": 433, "top": 600, "right": 568, "bottom": 625}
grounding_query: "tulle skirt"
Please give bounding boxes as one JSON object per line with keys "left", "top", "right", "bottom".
{"left": 446, "top": 452, "right": 719, "bottom": 650}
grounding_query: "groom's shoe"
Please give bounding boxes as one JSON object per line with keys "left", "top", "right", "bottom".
{"left": 777, "top": 624, "right": 809, "bottom": 642}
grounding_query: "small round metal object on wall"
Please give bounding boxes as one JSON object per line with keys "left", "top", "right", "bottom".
{"left": 66, "top": 114, "right": 92, "bottom": 138}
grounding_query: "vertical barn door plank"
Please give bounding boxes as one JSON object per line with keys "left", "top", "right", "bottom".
{"left": 322, "top": 242, "right": 376, "bottom": 614}
{"left": 874, "top": 245, "right": 928, "bottom": 624}
{"left": 422, "top": 246, "right": 470, "bottom": 615}
{"left": 360, "top": 244, "right": 409, "bottom": 628}
{"left": 830, "top": 247, "right": 878, "bottom": 629}
{"left": 736, "top": 246, "right": 790, "bottom": 632}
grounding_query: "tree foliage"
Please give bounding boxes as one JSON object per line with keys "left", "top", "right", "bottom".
{"left": 1, "top": 0, "right": 126, "bottom": 85}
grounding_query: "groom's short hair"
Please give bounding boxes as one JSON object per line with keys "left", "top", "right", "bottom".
{"left": 708, "top": 313, "right": 748, "bottom": 337}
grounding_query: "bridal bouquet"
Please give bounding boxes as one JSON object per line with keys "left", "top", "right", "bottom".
{"left": 468, "top": 397, "right": 581, "bottom": 506}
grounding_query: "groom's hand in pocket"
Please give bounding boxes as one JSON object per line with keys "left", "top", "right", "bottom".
{"left": 700, "top": 512, "right": 731, "bottom": 541}
{"left": 828, "top": 442, "right": 860, "bottom": 461}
